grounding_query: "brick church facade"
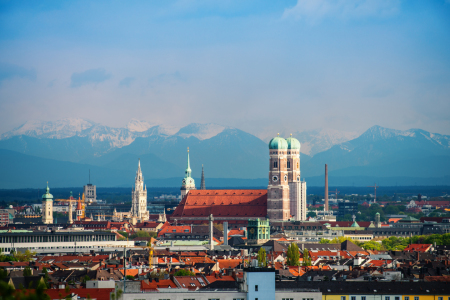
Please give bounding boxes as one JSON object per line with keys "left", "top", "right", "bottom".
{"left": 170, "top": 134, "right": 306, "bottom": 225}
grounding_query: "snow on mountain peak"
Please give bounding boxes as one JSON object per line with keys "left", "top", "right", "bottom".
{"left": 126, "top": 119, "right": 153, "bottom": 132}
{"left": 176, "top": 123, "right": 229, "bottom": 140}
{"left": 0, "top": 118, "right": 95, "bottom": 139}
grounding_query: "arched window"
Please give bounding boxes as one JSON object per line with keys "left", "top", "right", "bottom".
{"left": 287, "top": 161, "right": 291, "bottom": 169}
{"left": 274, "top": 161, "right": 278, "bottom": 168}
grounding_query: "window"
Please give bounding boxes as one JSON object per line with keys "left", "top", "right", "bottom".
{"left": 208, "top": 299, "right": 220, "bottom": 300}
{"left": 287, "top": 161, "right": 291, "bottom": 168}
{"left": 438, "top": 298, "right": 443, "bottom": 300}
{"left": 362, "top": 297, "right": 366, "bottom": 300}
{"left": 352, "top": 297, "right": 356, "bottom": 300}
{"left": 255, "top": 285, "right": 258, "bottom": 291}
{"left": 233, "top": 299, "right": 244, "bottom": 300}
{"left": 395, "top": 297, "right": 400, "bottom": 300}
{"left": 386, "top": 297, "right": 390, "bottom": 300}
{"left": 341, "top": 297, "right": 346, "bottom": 300}
{"left": 274, "top": 161, "right": 278, "bottom": 168}
{"left": 414, "top": 297, "right": 419, "bottom": 300}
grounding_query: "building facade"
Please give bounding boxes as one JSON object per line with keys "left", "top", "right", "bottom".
{"left": 267, "top": 135, "right": 290, "bottom": 221}
{"left": 41, "top": 183, "right": 53, "bottom": 224}
{"left": 268, "top": 134, "right": 307, "bottom": 221}
{"left": 83, "top": 184, "right": 96, "bottom": 203}
{"left": 247, "top": 218, "right": 270, "bottom": 244}
{"left": 131, "top": 160, "right": 149, "bottom": 221}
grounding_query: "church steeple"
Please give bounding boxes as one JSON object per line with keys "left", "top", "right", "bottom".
{"left": 181, "top": 147, "right": 196, "bottom": 197}
{"left": 185, "top": 148, "right": 192, "bottom": 178}
{"left": 200, "top": 164, "right": 206, "bottom": 190}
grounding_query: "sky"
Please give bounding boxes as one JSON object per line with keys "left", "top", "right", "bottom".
{"left": 0, "top": 0, "right": 450, "bottom": 138}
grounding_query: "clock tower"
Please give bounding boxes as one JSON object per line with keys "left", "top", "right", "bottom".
{"left": 181, "top": 147, "right": 196, "bottom": 198}
{"left": 267, "top": 134, "right": 290, "bottom": 221}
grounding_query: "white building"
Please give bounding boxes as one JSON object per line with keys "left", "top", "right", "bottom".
{"left": 41, "top": 183, "right": 53, "bottom": 224}
{"left": 130, "top": 159, "right": 149, "bottom": 221}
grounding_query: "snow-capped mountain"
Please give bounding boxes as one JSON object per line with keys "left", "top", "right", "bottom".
{"left": 126, "top": 119, "right": 153, "bottom": 132}
{"left": 0, "top": 118, "right": 95, "bottom": 139}
{"left": 301, "top": 125, "right": 450, "bottom": 178}
{"left": 291, "top": 128, "right": 359, "bottom": 156}
{"left": 260, "top": 128, "right": 358, "bottom": 156}
{"left": 175, "top": 123, "right": 229, "bottom": 140}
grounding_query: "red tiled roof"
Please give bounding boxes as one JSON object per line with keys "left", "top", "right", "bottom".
{"left": 205, "top": 274, "right": 236, "bottom": 283}
{"left": 45, "top": 289, "right": 114, "bottom": 300}
{"left": 157, "top": 225, "right": 191, "bottom": 237}
{"left": 228, "top": 229, "right": 245, "bottom": 237}
{"left": 135, "top": 221, "right": 161, "bottom": 229}
{"left": 141, "top": 279, "right": 177, "bottom": 290}
{"left": 368, "top": 260, "right": 391, "bottom": 267}
{"left": 217, "top": 259, "right": 241, "bottom": 269}
{"left": 170, "top": 190, "right": 267, "bottom": 219}
{"left": 404, "top": 244, "right": 432, "bottom": 252}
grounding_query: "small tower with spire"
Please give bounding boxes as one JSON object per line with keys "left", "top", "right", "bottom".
{"left": 181, "top": 147, "right": 196, "bottom": 198}
{"left": 41, "top": 182, "right": 54, "bottom": 224}
{"left": 200, "top": 164, "right": 206, "bottom": 190}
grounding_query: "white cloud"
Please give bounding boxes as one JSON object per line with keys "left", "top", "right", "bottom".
{"left": 282, "top": 0, "right": 400, "bottom": 21}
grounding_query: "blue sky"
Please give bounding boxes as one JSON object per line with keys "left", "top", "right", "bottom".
{"left": 0, "top": 0, "right": 449, "bottom": 137}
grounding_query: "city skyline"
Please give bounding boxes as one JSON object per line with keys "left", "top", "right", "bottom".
{"left": 1, "top": 0, "right": 449, "bottom": 137}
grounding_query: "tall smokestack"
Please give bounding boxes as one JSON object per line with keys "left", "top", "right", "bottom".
{"left": 209, "top": 214, "right": 214, "bottom": 250}
{"left": 223, "top": 222, "right": 228, "bottom": 246}
{"left": 325, "top": 164, "right": 329, "bottom": 212}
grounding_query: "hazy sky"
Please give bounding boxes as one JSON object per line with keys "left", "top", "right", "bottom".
{"left": 1, "top": 0, "right": 449, "bottom": 137}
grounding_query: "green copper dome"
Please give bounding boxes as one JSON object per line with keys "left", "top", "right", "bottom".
{"left": 269, "top": 135, "right": 288, "bottom": 150}
{"left": 42, "top": 183, "right": 53, "bottom": 201}
{"left": 286, "top": 135, "right": 301, "bottom": 150}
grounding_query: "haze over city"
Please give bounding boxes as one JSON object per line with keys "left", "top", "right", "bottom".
{"left": 1, "top": 0, "right": 450, "bottom": 138}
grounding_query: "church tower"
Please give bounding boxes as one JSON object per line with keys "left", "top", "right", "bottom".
{"left": 267, "top": 135, "right": 290, "bottom": 221}
{"left": 286, "top": 134, "right": 306, "bottom": 220}
{"left": 181, "top": 147, "right": 196, "bottom": 198}
{"left": 41, "top": 182, "right": 53, "bottom": 224}
{"left": 131, "top": 159, "right": 149, "bottom": 221}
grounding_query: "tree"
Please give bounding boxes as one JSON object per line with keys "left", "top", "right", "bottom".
{"left": 130, "top": 231, "right": 157, "bottom": 239}
{"left": 286, "top": 243, "right": 300, "bottom": 266}
{"left": 14, "top": 249, "right": 36, "bottom": 262}
{"left": 302, "top": 249, "right": 312, "bottom": 266}
{"left": 174, "top": 269, "right": 195, "bottom": 276}
{"left": 42, "top": 267, "right": 50, "bottom": 288}
{"left": 110, "top": 289, "right": 123, "bottom": 300}
{"left": 23, "top": 266, "right": 32, "bottom": 276}
{"left": 257, "top": 247, "right": 267, "bottom": 267}
{"left": 319, "top": 238, "right": 331, "bottom": 244}
{"left": 125, "top": 275, "right": 135, "bottom": 280}
{"left": 307, "top": 211, "right": 317, "bottom": 218}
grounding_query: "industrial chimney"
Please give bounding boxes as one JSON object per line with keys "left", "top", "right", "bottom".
{"left": 209, "top": 214, "right": 214, "bottom": 250}
{"left": 325, "top": 164, "right": 329, "bottom": 212}
{"left": 223, "top": 221, "right": 228, "bottom": 246}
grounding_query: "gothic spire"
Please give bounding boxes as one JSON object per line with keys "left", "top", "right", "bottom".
{"left": 200, "top": 164, "right": 206, "bottom": 190}
{"left": 185, "top": 147, "right": 191, "bottom": 178}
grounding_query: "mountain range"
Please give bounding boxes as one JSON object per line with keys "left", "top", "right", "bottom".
{"left": 0, "top": 119, "right": 449, "bottom": 188}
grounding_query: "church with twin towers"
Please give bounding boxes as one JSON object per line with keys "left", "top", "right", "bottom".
{"left": 132, "top": 134, "right": 307, "bottom": 223}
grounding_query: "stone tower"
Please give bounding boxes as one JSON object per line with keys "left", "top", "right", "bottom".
{"left": 200, "top": 164, "right": 206, "bottom": 190}
{"left": 267, "top": 135, "right": 290, "bottom": 221}
{"left": 41, "top": 182, "right": 53, "bottom": 224}
{"left": 181, "top": 147, "right": 196, "bottom": 198}
{"left": 286, "top": 134, "right": 307, "bottom": 221}
{"left": 131, "top": 159, "right": 149, "bottom": 221}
